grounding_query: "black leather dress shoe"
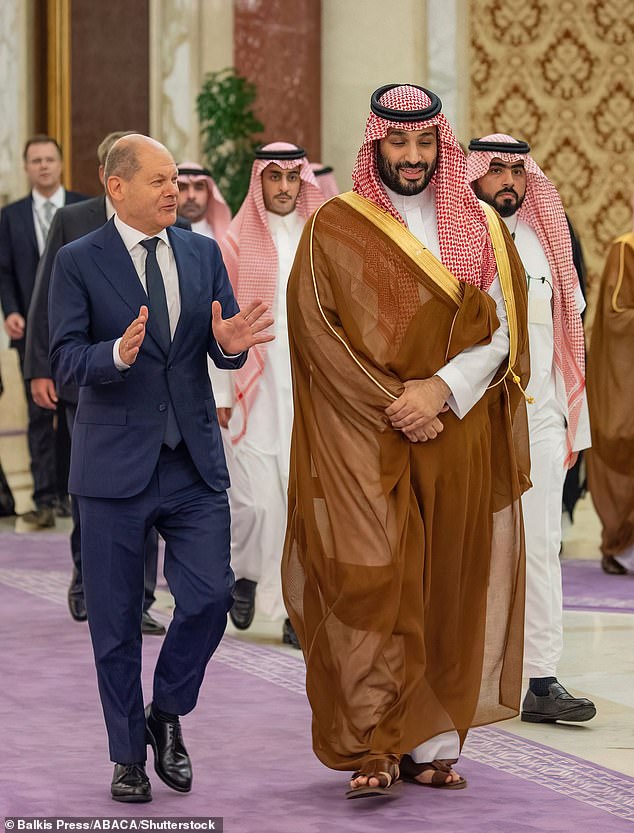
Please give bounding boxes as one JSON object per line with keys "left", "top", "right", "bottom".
{"left": 141, "top": 610, "right": 166, "bottom": 636}
{"left": 521, "top": 681, "right": 596, "bottom": 723}
{"left": 111, "top": 763, "right": 152, "bottom": 803}
{"left": 146, "top": 704, "right": 192, "bottom": 792}
{"left": 282, "top": 617, "right": 301, "bottom": 649}
{"left": 229, "top": 578, "right": 257, "bottom": 630}
{"left": 21, "top": 507, "right": 55, "bottom": 528}
{"left": 601, "top": 554, "right": 628, "bottom": 575}
{"left": 68, "top": 569, "right": 87, "bottom": 621}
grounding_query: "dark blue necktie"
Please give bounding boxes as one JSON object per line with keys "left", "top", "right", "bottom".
{"left": 140, "top": 237, "right": 181, "bottom": 449}
{"left": 140, "top": 237, "right": 171, "bottom": 353}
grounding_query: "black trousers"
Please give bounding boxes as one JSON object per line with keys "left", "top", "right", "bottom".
{"left": 16, "top": 340, "right": 59, "bottom": 508}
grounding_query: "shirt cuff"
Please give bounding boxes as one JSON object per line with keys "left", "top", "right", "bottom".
{"left": 217, "top": 340, "right": 243, "bottom": 359}
{"left": 434, "top": 365, "right": 472, "bottom": 420}
{"left": 113, "top": 338, "right": 131, "bottom": 371}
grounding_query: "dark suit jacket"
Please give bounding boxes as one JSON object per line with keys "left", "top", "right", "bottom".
{"left": 24, "top": 197, "right": 192, "bottom": 401}
{"left": 0, "top": 190, "right": 85, "bottom": 342}
{"left": 49, "top": 218, "right": 246, "bottom": 498}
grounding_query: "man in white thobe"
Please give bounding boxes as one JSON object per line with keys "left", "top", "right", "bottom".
{"left": 219, "top": 143, "right": 324, "bottom": 645}
{"left": 468, "top": 134, "right": 596, "bottom": 724}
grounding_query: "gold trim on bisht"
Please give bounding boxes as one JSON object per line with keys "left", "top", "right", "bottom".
{"left": 308, "top": 197, "right": 398, "bottom": 401}
{"left": 337, "top": 191, "right": 463, "bottom": 305}
{"left": 480, "top": 200, "right": 533, "bottom": 403}
{"left": 611, "top": 232, "right": 634, "bottom": 313}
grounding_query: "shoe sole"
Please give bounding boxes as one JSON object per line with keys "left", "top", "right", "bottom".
{"left": 521, "top": 705, "right": 597, "bottom": 723}
{"left": 111, "top": 793, "right": 152, "bottom": 803}
{"left": 229, "top": 611, "right": 254, "bottom": 630}
{"left": 146, "top": 725, "right": 192, "bottom": 793}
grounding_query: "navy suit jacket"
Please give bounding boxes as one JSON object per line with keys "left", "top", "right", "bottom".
{"left": 49, "top": 218, "right": 246, "bottom": 499}
{"left": 24, "top": 195, "right": 191, "bottom": 402}
{"left": 0, "top": 190, "right": 85, "bottom": 338}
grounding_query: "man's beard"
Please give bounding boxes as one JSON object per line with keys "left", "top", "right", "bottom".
{"left": 179, "top": 200, "right": 207, "bottom": 222}
{"left": 377, "top": 150, "right": 437, "bottom": 196}
{"left": 473, "top": 182, "right": 524, "bottom": 217}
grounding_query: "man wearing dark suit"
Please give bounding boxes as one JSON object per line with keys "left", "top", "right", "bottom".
{"left": 25, "top": 132, "right": 179, "bottom": 632}
{"left": 0, "top": 135, "right": 85, "bottom": 527}
{"left": 49, "top": 134, "right": 274, "bottom": 803}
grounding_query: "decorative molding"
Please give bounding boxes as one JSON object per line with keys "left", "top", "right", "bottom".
{"left": 47, "top": 0, "right": 71, "bottom": 185}
{"left": 0, "top": 0, "right": 31, "bottom": 205}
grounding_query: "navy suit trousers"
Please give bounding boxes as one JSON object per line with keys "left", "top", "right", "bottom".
{"left": 77, "top": 443, "right": 234, "bottom": 764}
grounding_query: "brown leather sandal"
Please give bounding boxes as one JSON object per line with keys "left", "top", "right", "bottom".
{"left": 345, "top": 757, "right": 401, "bottom": 800}
{"left": 400, "top": 754, "right": 467, "bottom": 789}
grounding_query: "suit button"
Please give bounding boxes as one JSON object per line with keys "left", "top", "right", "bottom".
{"left": 167, "top": 363, "right": 173, "bottom": 370}
{"left": 158, "top": 403, "right": 167, "bottom": 412}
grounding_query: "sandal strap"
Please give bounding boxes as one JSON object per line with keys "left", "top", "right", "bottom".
{"left": 351, "top": 757, "right": 400, "bottom": 787}
{"left": 400, "top": 754, "right": 458, "bottom": 782}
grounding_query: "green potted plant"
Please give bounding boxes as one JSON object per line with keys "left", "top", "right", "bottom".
{"left": 196, "top": 68, "right": 264, "bottom": 215}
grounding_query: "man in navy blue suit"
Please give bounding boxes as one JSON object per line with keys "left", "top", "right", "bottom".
{"left": 0, "top": 135, "right": 85, "bottom": 527}
{"left": 49, "top": 134, "right": 274, "bottom": 803}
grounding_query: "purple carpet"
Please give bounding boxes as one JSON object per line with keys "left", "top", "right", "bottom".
{"left": 562, "top": 558, "right": 634, "bottom": 613}
{"left": 1, "top": 532, "right": 634, "bottom": 832}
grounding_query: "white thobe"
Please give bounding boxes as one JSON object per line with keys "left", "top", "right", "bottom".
{"left": 507, "top": 217, "right": 590, "bottom": 679}
{"left": 383, "top": 186, "right": 510, "bottom": 764}
{"left": 224, "top": 210, "right": 304, "bottom": 620}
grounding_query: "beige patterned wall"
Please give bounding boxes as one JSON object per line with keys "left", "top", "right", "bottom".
{"left": 469, "top": 0, "right": 634, "bottom": 294}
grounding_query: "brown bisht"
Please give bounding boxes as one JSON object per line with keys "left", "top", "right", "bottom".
{"left": 587, "top": 233, "right": 634, "bottom": 558}
{"left": 282, "top": 192, "right": 531, "bottom": 772}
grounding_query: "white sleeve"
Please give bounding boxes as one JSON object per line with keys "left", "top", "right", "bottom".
{"left": 113, "top": 338, "right": 130, "bottom": 371}
{"left": 434, "top": 275, "right": 509, "bottom": 419}
{"left": 207, "top": 356, "right": 234, "bottom": 409}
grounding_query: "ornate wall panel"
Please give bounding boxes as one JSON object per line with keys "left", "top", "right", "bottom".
{"left": 470, "top": 0, "right": 634, "bottom": 291}
{"left": 0, "top": 0, "right": 31, "bottom": 206}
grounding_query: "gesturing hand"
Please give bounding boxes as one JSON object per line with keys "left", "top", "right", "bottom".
{"left": 385, "top": 376, "right": 451, "bottom": 431}
{"left": 212, "top": 299, "right": 274, "bottom": 355}
{"left": 119, "top": 305, "right": 148, "bottom": 365}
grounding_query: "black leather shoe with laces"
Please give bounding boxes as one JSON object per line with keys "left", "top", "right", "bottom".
{"left": 146, "top": 704, "right": 192, "bottom": 792}
{"left": 111, "top": 763, "right": 152, "bottom": 803}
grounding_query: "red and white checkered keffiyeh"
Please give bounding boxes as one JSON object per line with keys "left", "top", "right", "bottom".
{"left": 177, "top": 161, "right": 232, "bottom": 241}
{"left": 219, "top": 142, "right": 324, "bottom": 443}
{"left": 466, "top": 133, "right": 586, "bottom": 461}
{"left": 310, "top": 162, "right": 341, "bottom": 200}
{"left": 352, "top": 85, "right": 497, "bottom": 290}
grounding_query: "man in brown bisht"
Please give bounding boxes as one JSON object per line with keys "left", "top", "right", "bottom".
{"left": 282, "top": 84, "right": 531, "bottom": 800}
{"left": 587, "top": 228, "right": 634, "bottom": 575}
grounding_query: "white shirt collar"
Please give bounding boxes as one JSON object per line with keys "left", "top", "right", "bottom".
{"left": 32, "top": 186, "right": 65, "bottom": 209}
{"left": 105, "top": 195, "right": 116, "bottom": 221}
{"left": 114, "top": 214, "right": 170, "bottom": 252}
{"left": 383, "top": 183, "right": 436, "bottom": 217}
{"left": 266, "top": 209, "right": 301, "bottom": 234}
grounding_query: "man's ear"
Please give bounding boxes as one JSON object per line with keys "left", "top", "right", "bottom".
{"left": 106, "top": 175, "right": 123, "bottom": 203}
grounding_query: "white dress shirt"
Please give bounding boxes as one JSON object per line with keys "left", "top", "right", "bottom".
{"left": 384, "top": 185, "right": 510, "bottom": 418}
{"left": 32, "top": 186, "right": 65, "bottom": 255}
{"left": 112, "top": 216, "right": 180, "bottom": 370}
{"left": 192, "top": 218, "right": 215, "bottom": 240}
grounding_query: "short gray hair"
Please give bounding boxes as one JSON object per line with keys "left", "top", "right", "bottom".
{"left": 97, "top": 131, "right": 138, "bottom": 166}
{"left": 104, "top": 139, "right": 141, "bottom": 181}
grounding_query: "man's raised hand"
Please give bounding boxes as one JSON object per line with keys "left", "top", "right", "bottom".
{"left": 211, "top": 299, "right": 274, "bottom": 355}
{"left": 118, "top": 305, "right": 148, "bottom": 365}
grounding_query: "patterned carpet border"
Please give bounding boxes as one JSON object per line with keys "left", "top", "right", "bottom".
{"left": 2, "top": 560, "right": 634, "bottom": 822}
